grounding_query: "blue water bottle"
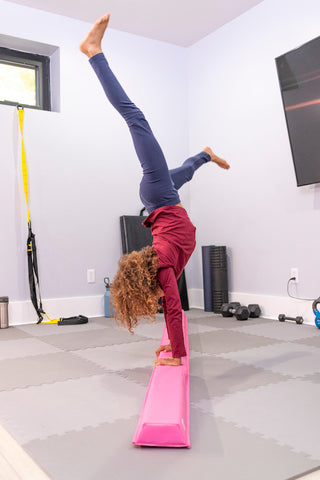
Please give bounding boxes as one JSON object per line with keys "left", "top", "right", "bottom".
{"left": 104, "top": 277, "right": 114, "bottom": 317}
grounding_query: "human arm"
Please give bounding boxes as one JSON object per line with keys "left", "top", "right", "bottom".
{"left": 156, "top": 267, "right": 186, "bottom": 361}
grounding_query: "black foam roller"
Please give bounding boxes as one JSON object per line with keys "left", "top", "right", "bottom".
{"left": 202, "top": 245, "right": 229, "bottom": 313}
{"left": 210, "top": 246, "right": 228, "bottom": 313}
{"left": 202, "top": 245, "right": 214, "bottom": 311}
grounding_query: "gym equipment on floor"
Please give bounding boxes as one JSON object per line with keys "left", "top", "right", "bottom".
{"left": 248, "top": 304, "right": 262, "bottom": 317}
{"left": 18, "top": 106, "right": 87, "bottom": 326}
{"left": 278, "top": 314, "right": 303, "bottom": 324}
{"left": 313, "top": 297, "right": 320, "bottom": 329}
{"left": 57, "top": 315, "right": 88, "bottom": 326}
{"left": 132, "top": 310, "right": 190, "bottom": 448}
{"left": 120, "top": 214, "right": 153, "bottom": 254}
{"left": 104, "top": 277, "right": 114, "bottom": 318}
{"left": 120, "top": 215, "right": 189, "bottom": 310}
{"left": 222, "top": 302, "right": 248, "bottom": 320}
{"left": 202, "top": 246, "right": 213, "bottom": 311}
{"left": 18, "top": 107, "right": 45, "bottom": 323}
{"left": 0, "top": 297, "right": 9, "bottom": 329}
{"left": 41, "top": 315, "right": 89, "bottom": 325}
{"left": 202, "top": 245, "right": 228, "bottom": 313}
{"left": 221, "top": 302, "right": 261, "bottom": 321}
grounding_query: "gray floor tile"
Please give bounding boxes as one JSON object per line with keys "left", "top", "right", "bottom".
{"left": 195, "top": 379, "right": 320, "bottom": 461}
{"left": 17, "top": 321, "right": 107, "bottom": 337}
{"left": 189, "top": 355, "right": 290, "bottom": 402}
{"left": 217, "top": 342, "right": 320, "bottom": 378}
{"left": 24, "top": 411, "right": 320, "bottom": 480}
{"left": 39, "top": 327, "right": 148, "bottom": 351}
{"left": 88, "top": 315, "right": 116, "bottom": 326}
{"left": 188, "top": 322, "right": 221, "bottom": 335}
{"left": 0, "top": 352, "right": 106, "bottom": 391}
{"left": 300, "top": 373, "right": 320, "bottom": 384}
{"left": 133, "top": 318, "right": 167, "bottom": 339}
{"left": 184, "top": 308, "right": 219, "bottom": 319}
{"left": 0, "top": 327, "right": 31, "bottom": 341}
{"left": 188, "top": 314, "right": 272, "bottom": 329}
{"left": 0, "top": 338, "right": 61, "bottom": 360}
{"left": 294, "top": 336, "right": 320, "bottom": 348}
{"left": 230, "top": 321, "right": 320, "bottom": 341}
{"left": 0, "top": 373, "right": 146, "bottom": 444}
{"left": 74, "top": 339, "right": 160, "bottom": 371}
{"left": 189, "top": 329, "right": 279, "bottom": 354}
{"left": 92, "top": 313, "right": 165, "bottom": 326}
{"left": 117, "top": 366, "right": 153, "bottom": 387}
{"left": 134, "top": 318, "right": 220, "bottom": 339}
{"left": 1, "top": 313, "right": 320, "bottom": 480}
{"left": 189, "top": 350, "right": 207, "bottom": 360}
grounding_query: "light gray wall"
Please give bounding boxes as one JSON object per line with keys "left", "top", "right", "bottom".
{"left": 0, "top": 0, "right": 189, "bottom": 302}
{"left": 186, "top": 0, "right": 320, "bottom": 302}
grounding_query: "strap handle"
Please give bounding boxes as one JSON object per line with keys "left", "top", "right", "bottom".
{"left": 17, "top": 106, "right": 59, "bottom": 324}
{"left": 17, "top": 106, "right": 31, "bottom": 223}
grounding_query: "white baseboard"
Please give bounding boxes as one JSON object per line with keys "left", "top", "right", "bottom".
{"left": 188, "top": 288, "right": 316, "bottom": 326}
{"left": 4, "top": 290, "right": 317, "bottom": 327}
{"left": 7, "top": 295, "right": 104, "bottom": 326}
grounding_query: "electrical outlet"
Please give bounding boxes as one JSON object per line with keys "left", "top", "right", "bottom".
{"left": 87, "top": 269, "right": 95, "bottom": 283}
{"left": 290, "top": 267, "right": 298, "bottom": 283}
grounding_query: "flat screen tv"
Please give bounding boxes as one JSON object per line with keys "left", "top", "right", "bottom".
{"left": 275, "top": 36, "right": 320, "bottom": 187}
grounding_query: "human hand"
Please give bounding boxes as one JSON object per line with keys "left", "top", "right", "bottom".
{"left": 155, "top": 343, "right": 172, "bottom": 358}
{"left": 155, "top": 357, "right": 181, "bottom": 367}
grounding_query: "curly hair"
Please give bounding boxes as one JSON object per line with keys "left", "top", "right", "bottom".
{"left": 110, "top": 246, "right": 161, "bottom": 333}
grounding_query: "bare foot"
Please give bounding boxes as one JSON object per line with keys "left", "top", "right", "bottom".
{"left": 79, "top": 13, "right": 110, "bottom": 58}
{"left": 155, "top": 343, "right": 172, "bottom": 358}
{"left": 203, "top": 146, "right": 230, "bottom": 170}
{"left": 155, "top": 357, "right": 181, "bottom": 367}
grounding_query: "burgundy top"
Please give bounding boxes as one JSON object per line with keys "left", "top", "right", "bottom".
{"left": 142, "top": 205, "right": 196, "bottom": 357}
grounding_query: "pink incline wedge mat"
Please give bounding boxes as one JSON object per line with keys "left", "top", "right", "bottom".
{"left": 132, "top": 311, "right": 190, "bottom": 448}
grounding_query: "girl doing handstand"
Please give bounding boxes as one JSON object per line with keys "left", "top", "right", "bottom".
{"left": 80, "top": 14, "right": 230, "bottom": 367}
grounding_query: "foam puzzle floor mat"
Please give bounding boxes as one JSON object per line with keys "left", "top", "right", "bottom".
{"left": 0, "top": 310, "right": 319, "bottom": 480}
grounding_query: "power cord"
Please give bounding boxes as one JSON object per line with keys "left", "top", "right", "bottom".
{"left": 287, "top": 278, "right": 320, "bottom": 329}
{"left": 287, "top": 277, "right": 314, "bottom": 301}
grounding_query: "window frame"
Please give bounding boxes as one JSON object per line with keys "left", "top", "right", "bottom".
{"left": 0, "top": 47, "right": 51, "bottom": 111}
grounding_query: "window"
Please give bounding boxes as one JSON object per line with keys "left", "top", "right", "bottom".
{"left": 0, "top": 47, "right": 51, "bottom": 111}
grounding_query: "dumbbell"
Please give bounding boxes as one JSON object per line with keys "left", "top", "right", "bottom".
{"left": 221, "top": 302, "right": 261, "bottom": 321}
{"left": 278, "top": 314, "right": 303, "bottom": 324}
{"left": 221, "top": 303, "right": 248, "bottom": 320}
{"left": 247, "top": 304, "right": 262, "bottom": 318}
{"left": 221, "top": 302, "right": 247, "bottom": 320}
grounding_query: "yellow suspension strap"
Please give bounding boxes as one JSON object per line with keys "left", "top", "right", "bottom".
{"left": 17, "top": 107, "right": 88, "bottom": 327}
{"left": 17, "top": 106, "right": 59, "bottom": 324}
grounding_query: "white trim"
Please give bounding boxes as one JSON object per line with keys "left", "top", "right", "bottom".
{"left": 5, "top": 290, "right": 317, "bottom": 327}
{"left": 188, "top": 289, "right": 316, "bottom": 326}
{"left": 7, "top": 295, "right": 104, "bottom": 326}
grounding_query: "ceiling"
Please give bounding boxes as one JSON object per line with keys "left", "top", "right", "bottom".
{"left": 5, "top": 0, "right": 264, "bottom": 47}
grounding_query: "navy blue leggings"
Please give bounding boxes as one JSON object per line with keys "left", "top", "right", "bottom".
{"left": 89, "top": 53, "right": 211, "bottom": 213}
